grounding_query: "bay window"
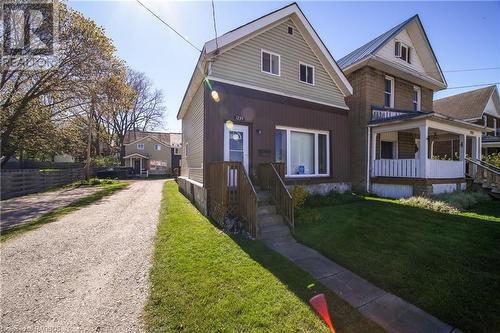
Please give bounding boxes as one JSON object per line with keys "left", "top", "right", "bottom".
{"left": 275, "top": 126, "right": 330, "bottom": 177}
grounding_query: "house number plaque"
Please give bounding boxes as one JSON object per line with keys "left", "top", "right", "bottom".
{"left": 234, "top": 115, "right": 245, "bottom": 121}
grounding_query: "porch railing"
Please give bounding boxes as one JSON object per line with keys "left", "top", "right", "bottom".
{"left": 258, "top": 162, "right": 294, "bottom": 233}
{"left": 427, "top": 159, "right": 463, "bottom": 179}
{"left": 207, "top": 161, "right": 258, "bottom": 238}
{"left": 371, "top": 159, "right": 418, "bottom": 178}
{"left": 465, "top": 158, "right": 500, "bottom": 191}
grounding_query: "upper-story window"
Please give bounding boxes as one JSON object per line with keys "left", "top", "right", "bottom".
{"left": 299, "top": 63, "right": 314, "bottom": 85}
{"left": 384, "top": 76, "right": 394, "bottom": 108}
{"left": 154, "top": 144, "right": 161, "bottom": 151}
{"left": 413, "top": 86, "right": 421, "bottom": 111}
{"left": 137, "top": 143, "right": 145, "bottom": 150}
{"left": 261, "top": 50, "right": 280, "bottom": 76}
{"left": 174, "top": 148, "right": 181, "bottom": 155}
{"left": 395, "top": 41, "right": 411, "bottom": 64}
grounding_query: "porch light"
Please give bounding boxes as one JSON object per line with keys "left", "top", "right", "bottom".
{"left": 225, "top": 120, "right": 233, "bottom": 130}
{"left": 211, "top": 90, "right": 220, "bottom": 103}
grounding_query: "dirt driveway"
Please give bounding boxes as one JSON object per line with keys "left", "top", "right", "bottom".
{"left": 0, "top": 179, "right": 166, "bottom": 333}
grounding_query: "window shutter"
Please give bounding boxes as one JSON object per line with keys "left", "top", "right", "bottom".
{"left": 395, "top": 41, "right": 401, "bottom": 57}
{"left": 407, "top": 47, "right": 411, "bottom": 63}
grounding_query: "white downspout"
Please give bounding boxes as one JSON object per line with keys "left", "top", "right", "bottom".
{"left": 366, "top": 127, "right": 371, "bottom": 193}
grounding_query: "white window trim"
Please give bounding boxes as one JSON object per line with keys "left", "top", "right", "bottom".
{"left": 137, "top": 143, "right": 145, "bottom": 150}
{"left": 261, "top": 49, "right": 281, "bottom": 77}
{"left": 395, "top": 40, "right": 411, "bottom": 64}
{"left": 276, "top": 125, "right": 330, "bottom": 178}
{"left": 154, "top": 144, "right": 161, "bottom": 151}
{"left": 298, "top": 62, "right": 315, "bottom": 86}
{"left": 385, "top": 75, "right": 395, "bottom": 108}
{"left": 413, "top": 86, "right": 421, "bottom": 111}
{"left": 287, "top": 25, "right": 294, "bottom": 35}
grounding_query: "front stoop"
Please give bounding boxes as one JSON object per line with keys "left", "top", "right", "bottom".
{"left": 264, "top": 234, "right": 462, "bottom": 333}
{"left": 256, "top": 190, "right": 295, "bottom": 244}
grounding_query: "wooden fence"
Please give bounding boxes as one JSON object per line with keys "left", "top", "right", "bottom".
{"left": 1, "top": 168, "right": 85, "bottom": 200}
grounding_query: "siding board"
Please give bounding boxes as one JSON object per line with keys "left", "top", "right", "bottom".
{"left": 181, "top": 84, "right": 204, "bottom": 183}
{"left": 210, "top": 20, "right": 347, "bottom": 108}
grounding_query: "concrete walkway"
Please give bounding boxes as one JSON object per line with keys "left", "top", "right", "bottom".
{"left": 265, "top": 239, "right": 462, "bottom": 333}
{"left": 0, "top": 186, "right": 101, "bottom": 230}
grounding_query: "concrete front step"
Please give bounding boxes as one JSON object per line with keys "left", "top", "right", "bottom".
{"left": 256, "top": 191, "right": 272, "bottom": 205}
{"left": 258, "top": 213, "right": 283, "bottom": 228}
{"left": 257, "top": 205, "right": 276, "bottom": 216}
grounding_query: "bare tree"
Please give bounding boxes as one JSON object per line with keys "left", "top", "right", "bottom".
{"left": 104, "top": 68, "right": 166, "bottom": 163}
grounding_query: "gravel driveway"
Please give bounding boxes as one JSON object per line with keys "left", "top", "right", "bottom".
{"left": 1, "top": 179, "right": 165, "bottom": 333}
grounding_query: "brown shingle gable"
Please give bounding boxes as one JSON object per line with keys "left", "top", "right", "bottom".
{"left": 433, "top": 85, "right": 496, "bottom": 120}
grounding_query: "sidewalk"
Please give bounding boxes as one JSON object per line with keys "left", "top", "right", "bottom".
{"left": 0, "top": 187, "right": 100, "bottom": 230}
{"left": 265, "top": 239, "right": 463, "bottom": 333}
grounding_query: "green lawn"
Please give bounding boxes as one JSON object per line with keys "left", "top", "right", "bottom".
{"left": 144, "top": 182, "right": 384, "bottom": 333}
{"left": 1, "top": 180, "right": 128, "bottom": 242}
{"left": 295, "top": 197, "right": 500, "bottom": 333}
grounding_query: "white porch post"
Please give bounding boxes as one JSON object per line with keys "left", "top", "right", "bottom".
{"left": 140, "top": 158, "right": 143, "bottom": 174}
{"left": 419, "top": 124, "right": 428, "bottom": 178}
{"left": 459, "top": 134, "right": 466, "bottom": 175}
{"left": 371, "top": 130, "right": 377, "bottom": 169}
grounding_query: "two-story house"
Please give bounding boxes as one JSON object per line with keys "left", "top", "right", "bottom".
{"left": 433, "top": 85, "right": 500, "bottom": 156}
{"left": 124, "top": 131, "right": 182, "bottom": 176}
{"left": 177, "top": 3, "right": 353, "bottom": 218}
{"left": 339, "top": 15, "right": 484, "bottom": 198}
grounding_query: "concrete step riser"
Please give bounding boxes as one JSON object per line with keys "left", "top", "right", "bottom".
{"left": 257, "top": 205, "right": 276, "bottom": 216}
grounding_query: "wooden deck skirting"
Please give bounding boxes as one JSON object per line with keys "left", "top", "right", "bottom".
{"left": 207, "top": 162, "right": 258, "bottom": 238}
{"left": 371, "top": 177, "right": 466, "bottom": 186}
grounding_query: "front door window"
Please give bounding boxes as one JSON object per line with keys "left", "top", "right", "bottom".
{"left": 224, "top": 123, "right": 249, "bottom": 172}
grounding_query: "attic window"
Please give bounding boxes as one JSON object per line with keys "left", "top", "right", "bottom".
{"left": 288, "top": 26, "right": 293, "bottom": 35}
{"left": 395, "top": 41, "right": 411, "bottom": 64}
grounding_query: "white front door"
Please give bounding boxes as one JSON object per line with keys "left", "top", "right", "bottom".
{"left": 224, "top": 124, "right": 249, "bottom": 172}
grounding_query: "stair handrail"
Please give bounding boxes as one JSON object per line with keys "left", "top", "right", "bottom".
{"left": 465, "top": 158, "right": 500, "bottom": 176}
{"left": 259, "top": 163, "right": 294, "bottom": 234}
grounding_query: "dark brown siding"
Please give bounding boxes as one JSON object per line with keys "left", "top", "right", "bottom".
{"left": 203, "top": 81, "right": 350, "bottom": 185}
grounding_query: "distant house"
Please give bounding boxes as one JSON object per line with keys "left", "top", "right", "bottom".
{"left": 434, "top": 85, "right": 500, "bottom": 155}
{"left": 123, "top": 131, "right": 181, "bottom": 175}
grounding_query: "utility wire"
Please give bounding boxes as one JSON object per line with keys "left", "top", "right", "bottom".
{"left": 446, "top": 82, "right": 500, "bottom": 90}
{"left": 135, "top": 0, "right": 202, "bottom": 53}
{"left": 211, "top": 0, "right": 219, "bottom": 54}
{"left": 442, "top": 66, "right": 500, "bottom": 73}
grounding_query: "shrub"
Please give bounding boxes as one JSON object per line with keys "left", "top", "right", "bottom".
{"left": 483, "top": 153, "right": 500, "bottom": 167}
{"left": 291, "top": 186, "right": 308, "bottom": 210}
{"left": 91, "top": 155, "right": 120, "bottom": 167}
{"left": 432, "top": 191, "right": 491, "bottom": 211}
{"left": 400, "top": 190, "right": 491, "bottom": 214}
{"left": 399, "top": 196, "right": 459, "bottom": 214}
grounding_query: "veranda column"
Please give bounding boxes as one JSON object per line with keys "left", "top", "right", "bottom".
{"left": 419, "top": 125, "right": 428, "bottom": 178}
{"left": 370, "top": 130, "right": 377, "bottom": 177}
{"left": 459, "top": 134, "right": 466, "bottom": 175}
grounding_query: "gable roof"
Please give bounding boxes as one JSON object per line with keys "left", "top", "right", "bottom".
{"left": 433, "top": 85, "right": 498, "bottom": 120}
{"left": 338, "top": 15, "right": 446, "bottom": 89}
{"left": 124, "top": 131, "right": 182, "bottom": 146}
{"left": 338, "top": 16, "right": 415, "bottom": 69}
{"left": 177, "top": 3, "right": 352, "bottom": 120}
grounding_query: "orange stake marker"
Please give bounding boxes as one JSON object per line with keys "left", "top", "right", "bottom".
{"left": 309, "top": 293, "right": 336, "bottom": 333}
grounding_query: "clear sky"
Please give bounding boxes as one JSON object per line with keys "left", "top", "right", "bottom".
{"left": 69, "top": 1, "right": 500, "bottom": 132}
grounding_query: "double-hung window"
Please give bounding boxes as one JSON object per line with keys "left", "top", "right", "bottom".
{"left": 395, "top": 41, "right": 411, "bottom": 64}
{"left": 261, "top": 50, "right": 280, "bottom": 76}
{"left": 137, "top": 143, "right": 145, "bottom": 150}
{"left": 299, "top": 63, "right": 314, "bottom": 85}
{"left": 384, "top": 76, "right": 394, "bottom": 108}
{"left": 413, "top": 86, "right": 421, "bottom": 111}
{"left": 154, "top": 144, "right": 161, "bottom": 151}
{"left": 275, "top": 126, "right": 329, "bottom": 177}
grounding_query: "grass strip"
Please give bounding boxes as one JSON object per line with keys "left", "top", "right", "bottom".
{"left": 1, "top": 182, "right": 128, "bottom": 242}
{"left": 144, "top": 181, "right": 384, "bottom": 333}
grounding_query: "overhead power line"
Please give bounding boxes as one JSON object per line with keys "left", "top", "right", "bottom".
{"left": 211, "top": 0, "right": 219, "bottom": 54}
{"left": 442, "top": 66, "right": 500, "bottom": 73}
{"left": 446, "top": 82, "right": 500, "bottom": 90}
{"left": 135, "top": 0, "right": 202, "bottom": 53}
